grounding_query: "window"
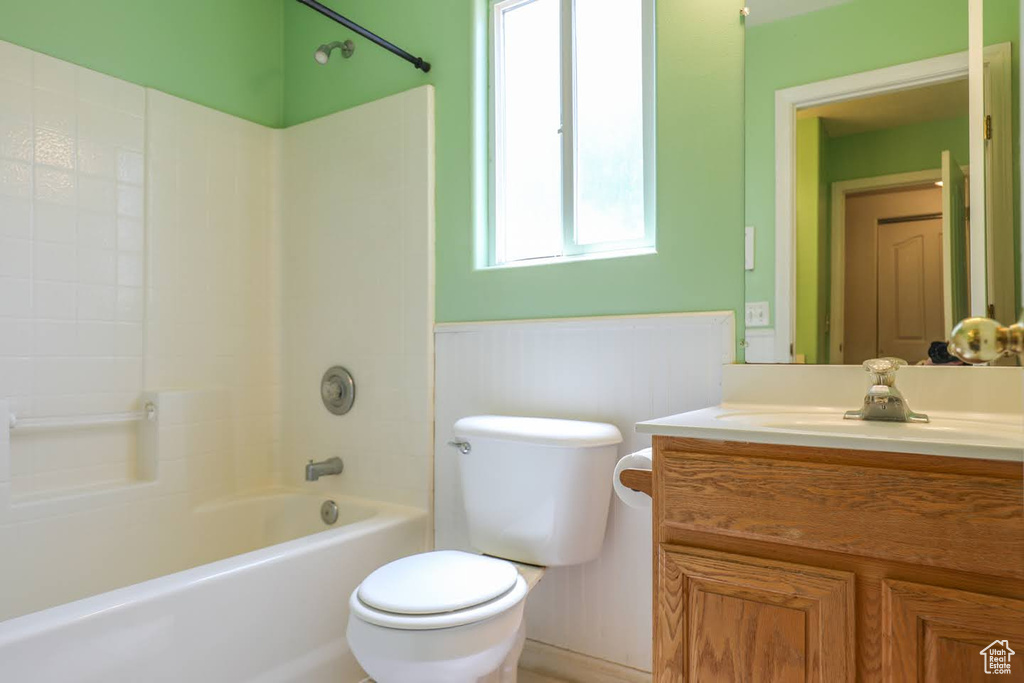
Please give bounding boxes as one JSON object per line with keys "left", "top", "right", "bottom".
{"left": 490, "top": 0, "right": 655, "bottom": 266}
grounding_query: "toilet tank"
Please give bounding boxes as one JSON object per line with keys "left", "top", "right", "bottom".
{"left": 452, "top": 415, "right": 623, "bottom": 567}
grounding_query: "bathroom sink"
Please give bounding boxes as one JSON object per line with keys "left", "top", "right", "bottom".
{"left": 712, "top": 408, "right": 1023, "bottom": 449}
{"left": 636, "top": 364, "right": 1024, "bottom": 462}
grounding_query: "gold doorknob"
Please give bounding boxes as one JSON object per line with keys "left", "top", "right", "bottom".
{"left": 948, "top": 316, "right": 1024, "bottom": 364}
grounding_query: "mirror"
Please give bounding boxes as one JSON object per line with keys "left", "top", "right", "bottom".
{"left": 742, "top": 0, "right": 1019, "bottom": 365}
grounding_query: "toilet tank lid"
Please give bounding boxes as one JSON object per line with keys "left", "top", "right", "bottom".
{"left": 453, "top": 415, "right": 622, "bottom": 447}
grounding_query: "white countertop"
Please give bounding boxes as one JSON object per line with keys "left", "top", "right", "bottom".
{"left": 636, "top": 365, "right": 1024, "bottom": 463}
{"left": 637, "top": 403, "right": 1023, "bottom": 462}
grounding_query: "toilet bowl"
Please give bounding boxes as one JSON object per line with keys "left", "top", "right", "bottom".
{"left": 347, "top": 416, "right": 623, "bottom": 682}
{"left": 347, "top": 551, "right": 529, "bottom": 683}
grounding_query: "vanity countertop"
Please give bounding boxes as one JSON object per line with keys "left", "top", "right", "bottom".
{"left": 637, "top": 403, "right": 1023, "bottom": 462}
{"left": 637, "top": 364, "right": 1023, "bottom": 462}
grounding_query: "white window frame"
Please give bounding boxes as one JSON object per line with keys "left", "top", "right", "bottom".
{"left": 488, "top": 0, "right": 656, "bottom": 267}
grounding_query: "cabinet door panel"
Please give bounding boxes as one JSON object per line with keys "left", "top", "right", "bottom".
{"left": 656, "top": 546, "right": 855, "bottom": 683}
{"left": 882, "top": 579, "right": 1024, "bottom": 682}
{"left": 691, "top": 592, "right": 806, "bottom": 682}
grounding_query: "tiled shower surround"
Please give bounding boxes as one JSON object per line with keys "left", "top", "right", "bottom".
{"left": 146, "top": 90, "right": 279, "bottom": 498}
{"left": 0, "top": 39, "right": 434, "bottom": 557}
{"left": 279, "top": 88, "right": 435, "bottom": 509}
{"left": 0, "top": 43, "right": 280, "bottom": 501}
{"left": 0, "top": 47, "right": 148, "bottom": 495}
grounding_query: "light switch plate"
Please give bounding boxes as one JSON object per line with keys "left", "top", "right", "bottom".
{"left": 745, "top": 301, "right": 770, "bottom": 327}
{"left": 744, "top": 226, "right": 755, "bottom": 270}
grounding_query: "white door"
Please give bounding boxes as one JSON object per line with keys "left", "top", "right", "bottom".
{"left": 876, "top": 217, "right": 945, "bottom": 363}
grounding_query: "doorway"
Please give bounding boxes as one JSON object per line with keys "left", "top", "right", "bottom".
{"left": 843, "top": 185, "right": 945, "bottom": 364}
{"left": 770, "top": 44, "right": 1014, "bottom": 363}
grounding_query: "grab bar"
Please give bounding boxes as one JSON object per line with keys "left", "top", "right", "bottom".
{"left": 8, "top": 402, "right": 157, "bottom": 432}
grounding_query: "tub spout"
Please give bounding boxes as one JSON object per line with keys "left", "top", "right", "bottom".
{"left": 306, "top": 457, "right": 344, "bottom": 482}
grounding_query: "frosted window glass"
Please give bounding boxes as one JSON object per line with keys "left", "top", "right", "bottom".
{"left": 497, "top": 0, "right": 563, "bottom": 262}
{"left": 574, "top": 0, "right": 645, "bottom": 245}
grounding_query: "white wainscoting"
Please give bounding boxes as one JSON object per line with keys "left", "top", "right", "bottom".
{"left": 434, "top": 312, "right": 734, "bottom": 671}
{"left": 744, "top": 327, "right": 777, "bottom": 363}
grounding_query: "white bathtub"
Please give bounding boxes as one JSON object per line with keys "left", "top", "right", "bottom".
{"left": 0, "top": 491, "right": 427, "bottom": 682}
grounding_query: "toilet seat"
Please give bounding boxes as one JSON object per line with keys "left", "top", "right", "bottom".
{"left": 358, "top": 550, "right": 520, "bottom": 614}
{"left": 349, "top": 551, "right": 528, "bottom": 631}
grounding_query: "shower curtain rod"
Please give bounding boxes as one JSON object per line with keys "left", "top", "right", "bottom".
{"left": 294, "top": 0, "right": 431, "bottom": 73}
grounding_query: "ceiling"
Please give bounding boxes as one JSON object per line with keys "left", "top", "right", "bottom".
{"left": 797, "top": 79, "right": 970, "bottom": 137}
{"left": 744, "top": 0, "right": 856, "bottom": 27}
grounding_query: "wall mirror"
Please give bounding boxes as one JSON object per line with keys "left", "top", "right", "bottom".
{"left": 743, "top": 0, "right": 1019, "bottom": 365}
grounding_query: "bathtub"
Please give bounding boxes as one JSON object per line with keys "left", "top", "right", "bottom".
{"left": 0, "top": 490, "right": 428, "bottom": 682}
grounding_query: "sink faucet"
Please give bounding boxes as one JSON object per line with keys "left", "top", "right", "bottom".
{"left": 844, "top": 358, "right": 929, "bottom": 423}
{"left": 306, "top": 457, "right": 344, "bottom": 482}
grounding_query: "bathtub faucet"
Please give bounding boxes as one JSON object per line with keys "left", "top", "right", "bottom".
{"left": 306, "top": 457, "right": 344, "bottom": 482}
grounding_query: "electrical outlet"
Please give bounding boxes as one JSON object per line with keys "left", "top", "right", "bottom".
{"left": 745, "top": 301, "right": 770, "bottom": 327}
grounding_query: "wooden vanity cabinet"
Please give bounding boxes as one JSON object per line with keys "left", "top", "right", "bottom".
{"left": 650, "top": 437, "right": 1024, "bottom": 683}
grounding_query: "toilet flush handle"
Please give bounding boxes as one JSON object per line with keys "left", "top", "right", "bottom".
{"left": 448, "top": 440, "right": 471, "bottom": 455}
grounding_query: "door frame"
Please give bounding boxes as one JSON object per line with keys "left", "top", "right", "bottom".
{"left": 984, "top": 42, "right": 1015, "bottom": 323}
{"left": 774, "top": 51, "right": 970, "bottom": 363}
{"left": 772, "top": 43, "right": 1012, "bottom": 363}
{"left": 828, "top": 169, "right": 965, "bottom": 364}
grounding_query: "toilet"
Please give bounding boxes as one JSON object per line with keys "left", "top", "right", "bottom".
{"left": 346, "top": 415, "right": 623, "bottom": 683}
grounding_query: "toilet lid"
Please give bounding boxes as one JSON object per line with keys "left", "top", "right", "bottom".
{"left": 357, "top": 550, "right": 519, "bottom": 615}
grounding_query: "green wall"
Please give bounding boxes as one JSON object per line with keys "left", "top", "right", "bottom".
{"left": 2, "top": 0, "right": 746, "bottom": 329}
{"left": 4, "top": 1, "right": 1018, "bottom": 332}
{"left": 745, "top": 0, "right": 1020, "bottom": 327}
{"left": 795, "top": 117, "right": 829, "bottom": 363}
{"left": 0, "top": 0, "right": 285, "bottom": 127}
{"left": 284, "top": 0, "right": 746, "bottom": 325}
{"left": 826, "top": 116, "right": 970, "bottom": 184}
{"left": 793, "top": 114, "right": 968, "bottom": 363}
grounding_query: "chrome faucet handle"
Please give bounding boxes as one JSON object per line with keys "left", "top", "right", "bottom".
{"left": 862, "top": 357, "right": 906, "bottom": 386}
{"left": 847, "top": 357, "right": 928, "bottom": 423}
{"left": 948, "top": 316, "right": 1024, "bottom": 364}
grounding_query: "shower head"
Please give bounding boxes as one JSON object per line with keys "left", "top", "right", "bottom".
{"left": 314, "top": 40, "right": 355, "bottom": 64}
